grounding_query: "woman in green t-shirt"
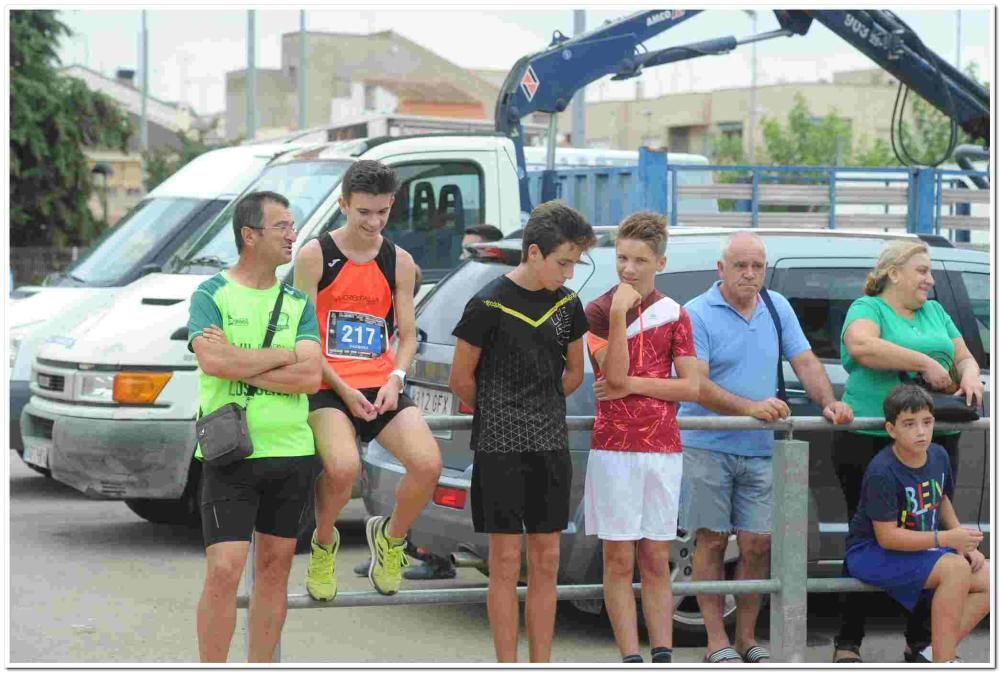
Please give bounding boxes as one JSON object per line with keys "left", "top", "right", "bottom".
{"left": 831, "top": 239, "right": 985, "bottom": 664}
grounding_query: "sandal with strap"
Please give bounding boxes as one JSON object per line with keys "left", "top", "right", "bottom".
{"left": 703, "top": 647, "right": 742, "bottom": 663}
{"left": 832, "top": 644, "right": 863, "bottom": 664}
{"left": 740, "top": 646, "right": 771, "bottom": 663}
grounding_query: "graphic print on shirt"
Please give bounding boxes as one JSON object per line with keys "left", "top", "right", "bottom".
{"left": 452, "top": 276, "right": 589, "bottom": 455}
{"left": 900, "top": 472, "right": 947, "bottom": 531}
{"left": 585, "top": 288, "right": 696, "bottom": 454}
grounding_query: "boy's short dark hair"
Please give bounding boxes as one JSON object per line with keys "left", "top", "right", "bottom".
{"left": 342, "top": 160, "right": 400, "bottom": 201}
{"left": 521, "top": 201, "right": 596, "bottom": 262}
{"left": 883, "top": 384, "right": 935, "bottom": 424}
{"left": 233, "top": 191, "right": 290, "bottom": 252}
{"left": 464, "top": 224, "right": 504, "bottom": 242}
{"left": 618, "top": 211, "right": 668, "bottom": 256}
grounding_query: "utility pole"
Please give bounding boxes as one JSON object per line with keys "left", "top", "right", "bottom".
{"left": 246, "top": 10, "right": 256, "bottom": 140}
{"left": 745, "top": 9, "right": 757, "bottom": 163}
{"left": 140, "top": 10, "right": 148, "bottom": 152}
{"left": 569, "top": 10, "right": 586, "bottom": 147}
{"left": 298, "top": 10, "right": 307, "bottom": 130}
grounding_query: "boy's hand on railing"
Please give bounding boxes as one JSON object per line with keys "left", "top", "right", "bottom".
{"left": 941, "top": 527, "right": 984, "bottom": 554}
{"left": 748, "top": 397, "right": 790, "bottom": 422}
{"left": 822, "top": 401, "right": 854, "bottom": 425}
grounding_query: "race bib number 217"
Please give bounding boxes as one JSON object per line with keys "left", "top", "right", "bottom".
{"left": 326, "top": 311, "right": 387, "bottom": 360}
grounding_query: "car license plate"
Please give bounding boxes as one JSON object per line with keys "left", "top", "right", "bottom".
{"left": 409, "top": 385, "right": 454, "bottom": 440}
{"left": 22, "top": 439, "right": 49, "bottom": 469}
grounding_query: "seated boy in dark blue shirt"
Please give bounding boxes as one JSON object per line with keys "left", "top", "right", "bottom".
{"left": 845, "top": 384, "right": 989, "bottom": 663}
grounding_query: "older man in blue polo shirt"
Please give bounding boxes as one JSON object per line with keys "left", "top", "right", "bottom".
{"left": 678, "top": 231, "right": 853, "bottom": 664}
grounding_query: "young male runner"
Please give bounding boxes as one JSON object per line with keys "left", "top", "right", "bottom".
{"left": 293, "top": 160, "right": 442, "bottom": 599}
{"left": 449, "top": 201, "right": 596, "bottom": 663}
{"left": 584, "top": 212, "right": 700, "bottom": 664}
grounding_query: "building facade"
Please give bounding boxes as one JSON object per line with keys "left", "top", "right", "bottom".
{"left": 561, "top": 68, "right": 902, "bottom": 159}
{"left": 225, "top": 30, "right": 500, "bottom": 140}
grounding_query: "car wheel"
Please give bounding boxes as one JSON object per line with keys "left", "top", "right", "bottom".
{"left": 671, "top": 528, "right": 740, "bottom": 646}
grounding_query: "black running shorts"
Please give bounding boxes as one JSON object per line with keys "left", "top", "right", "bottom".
{"left": 200, "top": 455, "right": 316, "bottom": 547}
{"left": 308, "top": 387, "right": 416, "bottom": 443}
{"left": 471, "top": 449, "right": 573, "bottom": 534}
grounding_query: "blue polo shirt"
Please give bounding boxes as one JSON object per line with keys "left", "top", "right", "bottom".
{"left": 678, "top": 281, "right": 811, "bottom": 457}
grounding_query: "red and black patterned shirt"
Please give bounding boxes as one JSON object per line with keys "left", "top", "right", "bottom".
{"left": 585, "top": 287, "right": 696, "bottom": 454}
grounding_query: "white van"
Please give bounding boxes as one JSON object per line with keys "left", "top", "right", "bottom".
{"left": 9, "top": 143, "right": 304, "bottom": 461}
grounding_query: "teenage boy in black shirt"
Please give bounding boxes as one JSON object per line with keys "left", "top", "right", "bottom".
{"left": 450, "top": 201, "right": 596, "bottom": 663}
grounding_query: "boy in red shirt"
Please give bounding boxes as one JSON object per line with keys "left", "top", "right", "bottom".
{"left": 584, "top": 212, "right": 700, "bottom": 664}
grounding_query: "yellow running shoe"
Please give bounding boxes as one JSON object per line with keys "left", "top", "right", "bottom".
{"left": 366, "top": 516, "right": 409, "bottom": 595}
{"left": 305, "top": 528, "right": 339, "bottom": 601}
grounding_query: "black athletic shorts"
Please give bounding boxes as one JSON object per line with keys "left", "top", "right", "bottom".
{"left": 200, "top": 455, "right": 316, "bottom": 547}
{"left": 471, "top": 449, "right": 573, "bottom": 534}
{"left": 308, "top": 387, "right": 416, "bottom": 443}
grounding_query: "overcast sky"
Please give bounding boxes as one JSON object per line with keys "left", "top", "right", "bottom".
{"left": 53, "top": 6, "right": 993, "bottom": 116}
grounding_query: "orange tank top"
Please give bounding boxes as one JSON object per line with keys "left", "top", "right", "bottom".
{"left": 314, "top": 234, "right": 397, "bottom": 390}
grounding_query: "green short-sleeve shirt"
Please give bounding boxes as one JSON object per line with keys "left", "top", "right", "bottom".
{"left": 187, "top": 272, "right": 321, "bottom": 459}
{"left": 840, "top": 295, "right": 960, "bottom": 436}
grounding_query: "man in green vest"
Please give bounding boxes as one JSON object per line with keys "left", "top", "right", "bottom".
{"left": 188, "top": 191, "right": 322, "bottom": 662}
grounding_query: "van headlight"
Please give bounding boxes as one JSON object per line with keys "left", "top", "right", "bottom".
{"left": 78, "top": 373, "right": 116, "bottom": 403}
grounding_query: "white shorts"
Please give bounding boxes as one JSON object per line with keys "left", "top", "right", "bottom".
{"left": 583, "top": 449, "right": 683, "bottom": 541}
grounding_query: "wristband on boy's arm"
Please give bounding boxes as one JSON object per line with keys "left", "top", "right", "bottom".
{"left": 933, "top": 530, "right": 940, "bottom": 548}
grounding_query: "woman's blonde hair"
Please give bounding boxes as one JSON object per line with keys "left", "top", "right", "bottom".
{"left": 864, "top": 239, "right": 930, "bottom": 296}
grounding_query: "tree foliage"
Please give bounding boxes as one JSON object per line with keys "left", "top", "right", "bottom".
{"left": 10, "top": 10, "right": 133, "bottom": 248}
{"left": 759, "top": 94, "right": 853, "bottom": 166}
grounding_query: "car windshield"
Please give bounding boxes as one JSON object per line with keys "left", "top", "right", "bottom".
{"left": 417, "top": 249, "right": 618, "bottom": 346}
{"left": 168, "top": 160, "right": 350, "bottom": 273}
{"left": 59, "top": 197, "right": 224, "bottom": 286}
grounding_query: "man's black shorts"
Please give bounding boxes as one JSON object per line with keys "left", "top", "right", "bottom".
{"left": 200, "top": 455, "right": 316, "bottom": 547}
{"left": 471, "top": 449, "right": 572, "bottom": 534}
{"left": 308, "top": 387, "right": 416, "bottom": 443}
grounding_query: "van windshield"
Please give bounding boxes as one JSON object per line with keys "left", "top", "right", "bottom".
{"left": 53, "top": 197, "right": 226, "bottom": 287}
{"left": 169, "top": 160, "right": 349, "bottom": 274}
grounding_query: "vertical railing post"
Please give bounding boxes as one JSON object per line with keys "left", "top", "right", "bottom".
{"left": 750, "top": 168, "right": 760, "bottom": 228}
{"left": 244, "top": 533, "right": 255, "bottom": 659}
{"left": 769, "top": 438, "right": 809, "bottom": 662}
{"left": 638, "top": 146, "right": 668, "bottom": 215}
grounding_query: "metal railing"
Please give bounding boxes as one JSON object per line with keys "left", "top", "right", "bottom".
{"left": 238, "top": 415, "right": 990, "bottom": 663}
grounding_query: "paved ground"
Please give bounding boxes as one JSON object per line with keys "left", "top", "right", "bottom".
{"left": 8, "top": 452, "right": 992, "bottom": 664}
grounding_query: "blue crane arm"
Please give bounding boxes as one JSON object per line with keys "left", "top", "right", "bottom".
{"left": 497, "top": 9, "right": 990, "bottom": 211}
{"left": 494, "top": 10, "right": 702, "bottom": 212}
{"left": 779, "top": 10, "right": 989, "bottom": 145}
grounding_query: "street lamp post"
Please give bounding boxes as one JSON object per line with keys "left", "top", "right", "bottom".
{"left": 744, "top": 9, "right": 758, "bottom": 163}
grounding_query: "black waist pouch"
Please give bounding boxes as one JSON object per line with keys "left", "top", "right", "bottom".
{"left": 197, "top": 402, "right": 253, "bottom": 466}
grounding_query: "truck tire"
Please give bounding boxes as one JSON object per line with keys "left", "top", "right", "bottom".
{"left": 125, "top": 497, "right": 200, "bottom": 526}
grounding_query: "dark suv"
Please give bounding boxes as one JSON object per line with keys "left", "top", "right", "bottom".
{"left": 361, "top": 228, "right": 990, "bottom": 637}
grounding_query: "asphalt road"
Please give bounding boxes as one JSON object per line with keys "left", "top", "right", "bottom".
{"left": 8, "top": 452, "right": 991, "bottom": 664}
